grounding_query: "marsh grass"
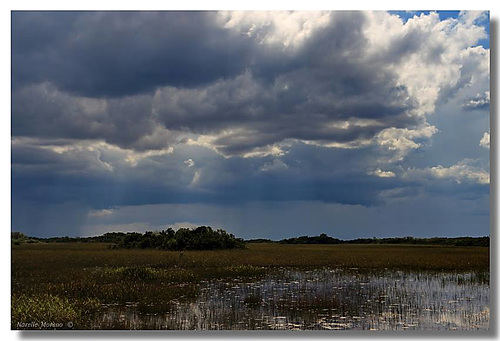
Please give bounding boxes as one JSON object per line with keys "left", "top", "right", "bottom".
{"left": 11, "top": 243, "right": 489, "bottom": 330}
{"left": 12, "top": 294, "right": 100, "bottom": 329}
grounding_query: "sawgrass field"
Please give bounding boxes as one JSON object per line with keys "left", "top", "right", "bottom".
{"left": 11, "top": 243, "right": 489, "bottom": 330}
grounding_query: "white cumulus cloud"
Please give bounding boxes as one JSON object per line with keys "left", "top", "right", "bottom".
{"left": 368, "top": 169, "right": 396, "bottom": 178}
{"left": 375, "top": 124, "right": 438, "bottom": 161}
{"left": 480, "top": 131, "right": 490, "bottom": 149}
{"left": 403, "top": 159, "right": 489, "bottom": 184}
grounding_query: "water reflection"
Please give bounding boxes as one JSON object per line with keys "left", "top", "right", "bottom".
{"left": 95, "top": 269, "right": 489, "bottom": 330}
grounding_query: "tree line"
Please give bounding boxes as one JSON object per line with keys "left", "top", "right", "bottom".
{"left": 254, "top": 234, "right": 489, "bottom": 247}
{"left": 12, "top": 230, "right": 489, "bottom": 248}
{"left": 12, "top": 227, "right": 245, "bottom": 251}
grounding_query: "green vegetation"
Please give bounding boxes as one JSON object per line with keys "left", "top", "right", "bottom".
{"left": 11, "top": 232, "right": 39, "bottom": 245}
{"left": 343, "top": 236, "right": 490, "bottom": 247}
{"left": 11, "top": 231, "right": 127, "bottom": 244}
{"left": 279, "top": 233, "right": 341, "bottom": 244}
{"left": 245, "top": 238, "right": 275, "bottom": 243}
{"left": 12, "top": 227, "right": 245, "bottom": 250}
{"left": 13, "top": 229, "right": 489, "bottom": 248}
{"left": 12, "top": 295, "right": 99, "bottom": 329}
{"left": 115, "top": 226, "right": 245, "bottom": 250}
{"left": 276, "top": 234, "right": 489, "bottom": 247}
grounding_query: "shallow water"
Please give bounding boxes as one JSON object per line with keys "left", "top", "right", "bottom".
{"left": 94, "top": 268, "right": 489, "bottom": 330}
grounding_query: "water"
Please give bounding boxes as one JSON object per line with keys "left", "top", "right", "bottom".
{"left": 94, "top": 268, "right": 489, "bottom": 330}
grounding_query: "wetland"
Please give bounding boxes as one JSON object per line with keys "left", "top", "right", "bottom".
{"left": 11, "top": 243, "right": 489, "bottom": 330}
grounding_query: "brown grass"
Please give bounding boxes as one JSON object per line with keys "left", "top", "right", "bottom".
{"left": 11, "top": 242, "right": 489, "bottom": 329}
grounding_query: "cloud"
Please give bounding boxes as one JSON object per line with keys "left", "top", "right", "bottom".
{"left": 190, "top": 171, "right": 201, "bottom": 187}
{"left": 219, "top": 11, "right": 332, "bottom": 49}
{"left": 480, "top": 131, "right": 490, "bottom": 149}
{"left": 365, "top": 11, "right": 488, "bottom": 113}
{"left": 375, "top": 124, "right": 438, "bottom": 161}
{"left": 12, "top": 137, "right": 117, "bottom": 177}
{"left": 11, "top": 137, "right": 207, "bottom": 210}
{"left": 459, "top": 10, "right": 489, "bottom": 27}
{"left": 12, "top": 12, "right": 254, "bottom": 97}
{"left": 11, "top": 136, "right": 389, "bottom": 211}
{"left": 12, "top": 82, "right": 185, "bottom": 152}
{"left": 184, "top": 159, "right": 195, "bottom": 168}
{"left": 12, "top": 11, "right": 489, "bottom": 161}
{"left": 88, "top": 209, "right": 114, "bottom": 218}
{"left": 260, "top": 159, "right": 289, "bottom": 172}
{"left": 463, "top": 91, "right": 490, "bottom": 110}
{"left": 403, "top": 159, "right": 489, "bottom": 184}
{"left": 78, "top": 199, "right": 489, "bottom": 240}
{"left": 11, "top": 11, "right": 490, "bottom": 238}
{"left": 368, "top": 169, "right": 396, "bottom": 178}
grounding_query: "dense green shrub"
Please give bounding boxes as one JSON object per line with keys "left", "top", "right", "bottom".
{"left": 279, "top": 233, "right": 341, "bottom": 245}
{"left": 116, "top": 226, "right": 245, "bottom": 251}
{"left": 11, "top": 232, "right": 39, "bottom": 245}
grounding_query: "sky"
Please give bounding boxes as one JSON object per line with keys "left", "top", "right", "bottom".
{"left": 11, "top": 11, "right": 490, "bottom": 239}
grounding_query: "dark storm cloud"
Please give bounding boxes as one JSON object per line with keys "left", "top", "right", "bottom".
{"left": 11, "top": 139, "right": 376, "bottom": 206}
{"left": 13, "top": 11, "right": 420, "bottom": 156}
{"left": 10, "top": 138, "right": 430, "bottom": 212}
{"left": 152, "top": 66, "right": 417, "bottom": 156}
{"left": 11, "top": 11, "right": 490, "bottom": 238}
{"left": 13, "top": 83, "right": 142, "bottom": 140}
{"left": 11, "top": 83, "right": 185, "bottom": 151}
{"left": 12, "top": 11, "right": 253, "bottom": 97}
{"left": 248, "top": 11, "right": 368, "bottom": 83}
{"left": 12, "top": 139, "right": 115, "bottom": 177}
{"left": 151, "top": 12, "right": 419, "bottom": 151}
{"left": 11, "top": 134, "right": 489, "bottom": 237}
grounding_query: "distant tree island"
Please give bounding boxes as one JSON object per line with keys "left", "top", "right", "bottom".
{"left": 274, "top": 234, "right": 489, "bottom": 247}
{"left": 115, "top": 226, "right": 246, "bottom": 250}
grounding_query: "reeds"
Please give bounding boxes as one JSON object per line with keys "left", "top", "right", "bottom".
{"left": 11, "top": 243, "right": 489, "bottom": 330}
